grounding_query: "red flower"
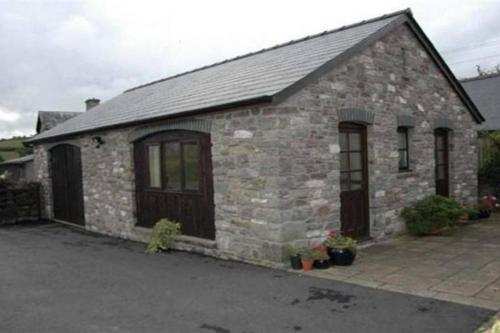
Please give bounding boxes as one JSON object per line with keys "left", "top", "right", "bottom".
{"left": 328, "top": 231, "right": 337, "bottom": 238}
{"left": 317, "top": 246, "right": 327, "bottom": 253}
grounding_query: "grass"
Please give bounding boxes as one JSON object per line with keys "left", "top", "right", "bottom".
{"left": 0, "top": 139, "right": 24, "bottom": 149}
{"left": 0, "top": 151, "right": 20, "bottom": 161}
{"left": 0, "top": 138, "right": 29, "bottom": 161}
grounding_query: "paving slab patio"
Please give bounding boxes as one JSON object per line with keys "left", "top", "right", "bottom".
{"left": 298, "top": 213, "right": 500, "bottom": 311}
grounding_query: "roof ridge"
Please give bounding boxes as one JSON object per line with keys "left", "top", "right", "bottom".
{"left": 38, "top": 110, "right": 81, "bottom": 113}
{"left": 124, "top": 8, "right": 411, "bottom": 94}
{"left": 461, "top": 72, "right": 500, "bottom": 83}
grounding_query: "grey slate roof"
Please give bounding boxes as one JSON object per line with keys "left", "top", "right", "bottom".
{"left": 36, "top": 111, "right": 82, "bottom": 133}
{"left": 0, "top": 154, "right": 33, "bottom": 165}
{"left": 28, "top": 8, "right": 482, "bottom": 143}
{"left": 461, "top": 73, "right": 500, "bottom": 131}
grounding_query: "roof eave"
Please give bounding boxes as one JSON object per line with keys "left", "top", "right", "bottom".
{"left": 27, "top": 95, "right": 274, "bottom": 144}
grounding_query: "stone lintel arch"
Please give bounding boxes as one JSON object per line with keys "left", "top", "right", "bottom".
{"left": 45, "top": 140, "right": 81, "bottom": 151}
{"left": 433, "top": 116, "right": 454, "bottom": 131}
{"left": 337, "top": 108, "right": 374, "bottom": 125}
{"left": 397, "top": 113, "right": 415, "bottom": 128}
{"left": 129, "top": 118, "right": 211, "bottom": 142}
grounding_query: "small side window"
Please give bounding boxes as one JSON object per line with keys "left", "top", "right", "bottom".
{"left": 398, "top": 127, "right": 410, "bottom": 171}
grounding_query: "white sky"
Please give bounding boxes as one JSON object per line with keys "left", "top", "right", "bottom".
{"left": 0, "top": 0, "right": 499, "bottom": 139}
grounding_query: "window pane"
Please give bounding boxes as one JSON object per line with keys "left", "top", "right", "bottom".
{"left": 398, "top": 129, "right": 407, "bottom": 149}
{"left": 164, "top": 142, "right": 181, "bottom": 191}
{"left": 340, "top": 152, "right": 349, "bottom": 171}
{"left": 183, "top": 143, "right": 200, "bottom": 191}
{"left": 340, "top": 172, "right": 349, "bottom": 192}
{"left": 148, "top": 145, "right": 161, "bottom": 188}
{"left": 349, "top": 133, "right": 361, "bottom": 151}
{"left": 399, "top": 150, "right": 408, "bottom": 170}
{"left": 350, "top": 171, "right": 362, "bottom": 190}
{"left": 350, "top": 152, "right": 361, "bottom": 170}
{"left": 339, "top": 133, "right": 348, "bottom": 152}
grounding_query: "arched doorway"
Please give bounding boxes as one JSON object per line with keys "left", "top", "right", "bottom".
{"left": 435, "top": 128, "right": 450, "bottom": 197}
{"left": 50, "top": 144, "right": 85, "bottom": 226}
{"left": 134, "top": 130, "right": 215, "bottom": 240}
{"left": 339, "top": 122, "right": 369, "bottom": 238}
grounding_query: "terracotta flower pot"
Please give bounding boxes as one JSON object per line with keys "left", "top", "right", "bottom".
{"left": 301, "top": 258, "right": 314, "bottom": 271}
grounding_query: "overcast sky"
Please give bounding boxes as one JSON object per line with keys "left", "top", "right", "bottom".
{"left": 1, "top": 0, "right": 499, "bottom": 139}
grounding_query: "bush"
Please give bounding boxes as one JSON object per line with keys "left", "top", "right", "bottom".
{"left": 401, "top": 195, "right": 464, "bottom": 236}
{"left": 146, "top": 219, "right": 181, "bottom": 254}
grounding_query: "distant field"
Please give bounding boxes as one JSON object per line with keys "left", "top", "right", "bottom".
{"left": 0, "top": 151, "right": 20, "bottom": 161}
{"left": 0, "top": 139, "right": 24, "bottom": 149}
{"left": 0, "top": 138, "right": 30, "bottom": 161}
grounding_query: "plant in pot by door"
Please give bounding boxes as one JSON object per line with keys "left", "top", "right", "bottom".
{"left": 465, "top": 206, "right": 480, "bottom": 221}
{"left": 312, "top": 249, "right": 331, "bottom": 269}
{"left": 287, "top": 245, "right": 302, "bottom": 270}
{"left": 323, "top": 231, "right": 357, "bottom": 266}
{"left": 477, "top": 199, "right": 493, "bottom": 219}
{"left": 299, "top": 247, "right": 314, "bottom": 271}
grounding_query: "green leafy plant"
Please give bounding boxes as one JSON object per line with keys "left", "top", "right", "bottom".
{"left": 146, "top": 219, "right": 181, "bottom": 254}
{"left": 401, "top": 195, "right": 464, "bottom": 236}
{"left": 323, "top": 231, "right": 357, "bottom": 250}
{"left": 311, "top": 249, "right": 329, "bottom": 261}
{"left": 465, "top": 206, "right": 480, "bottom": 220}
{"left": 298, "top": 247, "right": 314, "bottom": 260}
{"left": 287, "top": 244, "right": 302, "bottom": 257}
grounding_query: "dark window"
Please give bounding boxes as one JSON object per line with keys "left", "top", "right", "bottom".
{"left": 147, "top": 144, "right": 161, "bottom": 188}
{"left": 398, "top": 127, "right": 410, "bottom": 171}
{"left": 183, "top": 143, "right": 200, "bottom": 191}
{"left": 146, "top": 139, "right": 201, "bottom": 192}
{"left": 164, "top": 142, "right": 182, "bottom": 191}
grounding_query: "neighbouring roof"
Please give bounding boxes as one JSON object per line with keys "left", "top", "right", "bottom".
{"left": 0, "top": 154, "right": 33, "bottom": 165}
{"left": 36, "top": 111, "right": 81, "bottom": 133}
{"left": 28, "top": 8, "right": 483, "bottom": 143}
{"left": 461, "top": 73, "right": 500, "bottom": 131}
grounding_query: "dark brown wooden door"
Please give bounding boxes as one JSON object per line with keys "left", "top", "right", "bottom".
{"left": 135, "top": 130, "right": 215, "bottom": 240}
{"left": 435, "top": 129, "right": 450, "bottom": 197}
{"left": 50, "top": 144, "right": 85, "bottom": 226}
{"left": 339, "top": 123, "right": 369, "bottom": 238}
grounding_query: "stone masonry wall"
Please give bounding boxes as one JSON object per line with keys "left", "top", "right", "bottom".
{"left": 33, "top": 105, "right": 292, "bottom": 266}
{"left": 32, "top": 23, "right": 479, "bottom": 267}
{"left": 279, "top": 23, "right": 478, "bottom": 244}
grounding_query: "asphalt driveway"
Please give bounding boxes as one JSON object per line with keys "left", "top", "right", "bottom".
{"left": 0, "top": 222, "right": 493, "bottom": 333}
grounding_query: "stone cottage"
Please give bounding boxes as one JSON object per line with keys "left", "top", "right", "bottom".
{"left": 28, "top": 9, "right": 483, "bottom": 267}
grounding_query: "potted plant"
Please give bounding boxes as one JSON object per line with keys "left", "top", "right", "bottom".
{"left": 300, "top": 247, "right": 314, "bottom": 271}
{"left": 465, "top": 206, "right": 480, "bottom": 221}
{"left": 287, "top": 245, "right": 302, "bottom": 270}
{"left": 312, "top": 249, "right": 331, "bottom": 269}
{"left": 478, "top": 197, "right": 493, "bottom": 219}
{"left": 323, "top": 231, "right": 357, "bottom": 266}
{"left": 478, "top": 204, "right": 491, "bottom": 219}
